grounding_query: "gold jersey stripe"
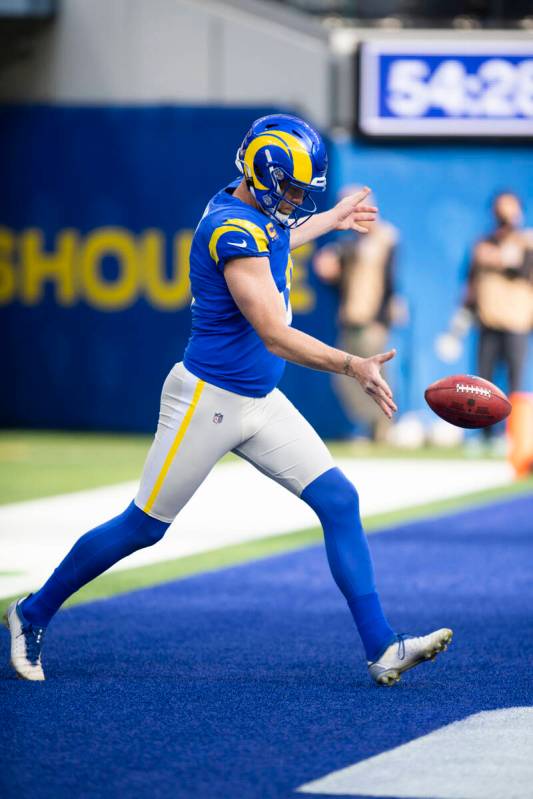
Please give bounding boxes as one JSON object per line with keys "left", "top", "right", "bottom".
{"left": 208, "top": 217, "right": 269, "bottom": 264}
{"left": 143, "top": 378, "right": 206, "bottom": 514}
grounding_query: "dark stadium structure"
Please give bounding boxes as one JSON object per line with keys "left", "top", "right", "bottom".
{"left": 271, "top": 0, "right": 533, "bottom": 28}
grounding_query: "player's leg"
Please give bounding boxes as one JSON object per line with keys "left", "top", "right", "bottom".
{"left": 235, "top": 389, "right": 451, "bottom": 685}
{"left": 335, "top": 323, "right": 390, "bottom": 441}
{"left": 303, "top": 465, "right": 451, "bottom": 684}
{"left": 18, "top": 504, "right": 168, "bottom": 627}
{"left": 477, "top": 326, "right": 502, "bottom": 442}
{"left": 7, "top": 363, "right": 244, "bottom": 679}
{"left": 234, "top": 389, "right": 395, "bottom": 659}
{"left": 505, "top": 331, "right": 528, "bottom": 394}
{"left": 477, "top": 325, "right": 500, "bottom": 384}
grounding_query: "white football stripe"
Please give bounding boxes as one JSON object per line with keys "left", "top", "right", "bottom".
{"left": 297, "top": 707, "right": 533, "bottom": 799}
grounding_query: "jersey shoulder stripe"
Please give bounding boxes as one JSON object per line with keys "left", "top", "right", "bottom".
{"left": 208, "top": 217, "right": 269, "bottom": 265}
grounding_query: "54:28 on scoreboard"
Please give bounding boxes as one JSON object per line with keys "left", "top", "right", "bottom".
{"left": 358, "top": 40, "right": 533, "bottom": 137}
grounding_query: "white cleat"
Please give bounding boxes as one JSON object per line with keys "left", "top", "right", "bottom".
{"left": 368, "top": 628, "right": 453, "bottom": 687}
{"left": 4, "top": 597, "right": 46, "bottom": 681}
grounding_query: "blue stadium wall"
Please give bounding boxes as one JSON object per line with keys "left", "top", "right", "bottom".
{"left": 331, "top": 137, "right": 533, "bottom": 419}
{"left": 1, "top": 105, "right": 531, "bottom": 438}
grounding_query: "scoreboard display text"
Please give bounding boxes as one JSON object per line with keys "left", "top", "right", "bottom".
{"left": 358, "top": 40, "right": 533, "bottom": 137}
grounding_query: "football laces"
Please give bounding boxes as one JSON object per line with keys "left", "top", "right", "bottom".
{"left": 455, "top": 383, "right": 492, "bottom": 398}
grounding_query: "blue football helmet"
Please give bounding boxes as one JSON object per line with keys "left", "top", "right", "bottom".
{"left": 235, "top": 113, "right": 328, "bottom": 228}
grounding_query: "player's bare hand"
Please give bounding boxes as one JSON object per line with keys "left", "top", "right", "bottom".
{"left": 334, "top": 187, "right": 378, "bottom": 234}
{"left": 347, "top": 349, "right": 397, "bottom": 418}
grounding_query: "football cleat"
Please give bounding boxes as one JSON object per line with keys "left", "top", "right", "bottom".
{"left": 368, "top": 628, "right": 453, "bottom": 686}
{"left": 4, "top": 596, "right": 46, "bottom": 681}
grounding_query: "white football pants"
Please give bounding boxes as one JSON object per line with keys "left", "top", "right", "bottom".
{"left": 135, "top": 362, "right": 335, "bottom": 522}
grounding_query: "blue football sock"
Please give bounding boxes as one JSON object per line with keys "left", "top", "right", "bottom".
{"left": 21, "top": 501, "right": 169, "bottom": 628}
{"left": 301, "top": 467, "right": 396, "bottom": 661}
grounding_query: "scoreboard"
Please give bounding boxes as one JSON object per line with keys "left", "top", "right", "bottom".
{"left": 358, "top": 40, "right": 533, "bottom": 137}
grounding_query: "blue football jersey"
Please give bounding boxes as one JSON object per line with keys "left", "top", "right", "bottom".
{"left": 183, "top": 181, "right": 293, "bottom": 397}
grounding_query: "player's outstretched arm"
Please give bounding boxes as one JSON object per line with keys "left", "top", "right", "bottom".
{"left": 225, "top": 256, "right": 397, "bottom": 418}
{"left": 290, "top": 187, "right": 378, "bottom": 250}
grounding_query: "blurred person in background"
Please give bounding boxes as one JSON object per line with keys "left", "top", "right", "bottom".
{"left": 314, "top": 188, "right": 405, "bottom": 442}
{"left": 437, "top": 191, "right": 533, "bottom": 453}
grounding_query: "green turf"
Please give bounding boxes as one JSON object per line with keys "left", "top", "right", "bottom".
{"left": 1, "top": 474, "right": 531, "bottom": 619}
{"left": 0, "top": 430, "right": 503, "bottom": 505}
{"left": 0, "top": 431, "right": 152, "bottom": 504}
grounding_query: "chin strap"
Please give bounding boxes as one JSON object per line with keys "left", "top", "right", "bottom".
{"left": 236, "top": 159, "right": 295, "bottom": 228}
{"left": 246, "top": 178, "right": 257, "bottom": 199}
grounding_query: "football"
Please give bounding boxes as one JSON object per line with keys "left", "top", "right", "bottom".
{"left": 424, "top": 374, "right": 512, "bottom": 429}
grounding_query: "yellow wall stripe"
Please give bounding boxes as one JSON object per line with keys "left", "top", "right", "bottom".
{"left": 143, "top": 378, "right": 205, "bottom": 514}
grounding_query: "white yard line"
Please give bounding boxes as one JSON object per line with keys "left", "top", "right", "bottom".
{"left": 298, "top": 707, "right": 533, "bottom": 799}
{"left": 0, "top": 458, "right": 513, "bottom": 599}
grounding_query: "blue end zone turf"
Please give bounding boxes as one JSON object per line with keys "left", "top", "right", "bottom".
{"left": 1, "top": 494, "right": 532, "bottom": 799}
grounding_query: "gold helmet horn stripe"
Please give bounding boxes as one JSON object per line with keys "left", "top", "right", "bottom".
{"left": 268, "top": 130, "right": 313, "bottom": 185}
{"left": 243, "top": 134, "right": 291, "bottom": 191}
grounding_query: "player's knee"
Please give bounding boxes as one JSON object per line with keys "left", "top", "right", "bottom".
{"left": 331, "top": 475, "right": 360, "bottom": 519}
{"left": 139, "top": 516, "right": 169, "bottom": 546}
{"left": 122, "top": 501, "right": 170, "bottom": 548}
{"left": 323, "top": 470, "right": 360, "bottom": 519}
{"left": 301, "top": 467, "right": 360, "bottom": 520}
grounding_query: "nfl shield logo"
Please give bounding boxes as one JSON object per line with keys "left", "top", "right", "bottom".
{"left": 212, "top": 412, "right": 224, "bottom": 424}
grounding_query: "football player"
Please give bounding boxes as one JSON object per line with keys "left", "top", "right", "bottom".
{"left": 5, "top": 114, "right": 452, "bottom": 685}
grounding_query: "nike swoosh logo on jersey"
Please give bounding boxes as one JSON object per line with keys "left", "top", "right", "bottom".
{"left": 227, "top": 239, "right": 248, "bottom": 247}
